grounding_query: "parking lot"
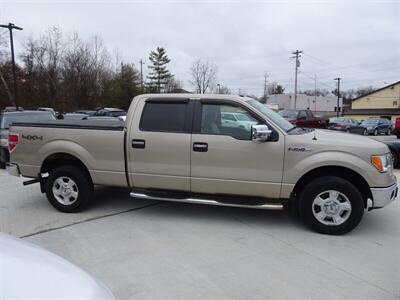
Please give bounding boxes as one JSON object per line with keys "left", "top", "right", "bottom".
{"left": 1, "top": 168, "right": 399, "bottom": 300}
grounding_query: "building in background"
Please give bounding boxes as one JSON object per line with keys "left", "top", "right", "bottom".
{"left": 343, "top": 81, "right": 400, "bottom": 121}
{"left": 266, "top": 93, "right": 342, "bottom": 116}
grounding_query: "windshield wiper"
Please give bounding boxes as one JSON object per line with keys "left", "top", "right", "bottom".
{"left": 286, "top": 126, "right": 297, "bottom": 133}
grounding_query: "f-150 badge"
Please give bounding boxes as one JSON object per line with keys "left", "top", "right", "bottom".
{"left": 288, "top": 147, "right": 311, "bottom": 152}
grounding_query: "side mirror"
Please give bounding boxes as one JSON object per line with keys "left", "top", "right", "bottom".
{"left": 252, "top": 124, "right": 272, "bottom": 142}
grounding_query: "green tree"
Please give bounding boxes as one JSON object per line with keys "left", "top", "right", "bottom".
{"left": 107, "top": 63, "right": 140, "bottom": 109}
{"left": 147, "top": 47, "right": 172, "bottom": 93}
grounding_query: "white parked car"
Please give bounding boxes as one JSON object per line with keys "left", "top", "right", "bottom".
{"left": 221, "top": 112, "right": 257, "bottom": 130}
{"left": 0, "top": 233, "right": 115, "bottom": 300}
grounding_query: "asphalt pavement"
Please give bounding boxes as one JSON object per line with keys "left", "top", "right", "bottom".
{"left": 0, "top": 169, "right": 399, "bottom": 300}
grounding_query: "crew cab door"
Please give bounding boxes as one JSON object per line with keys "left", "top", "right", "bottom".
{"left": 127, "top": 98, "right": 193, "bottom": 191}
{"left": 190, "top": 99, "right": 285, "bottom": 199}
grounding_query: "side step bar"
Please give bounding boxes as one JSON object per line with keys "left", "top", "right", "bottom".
{"left": 130, "top": 192, "right": 284, "bottom": 210}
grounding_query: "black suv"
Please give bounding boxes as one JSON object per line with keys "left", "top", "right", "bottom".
{"left": 0, "top": 110, "right": 56, "bottom": 169}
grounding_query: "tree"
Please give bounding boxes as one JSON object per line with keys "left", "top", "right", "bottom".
{"left": 164, "top": 77, "right": 183, "bottom": 93}
{"left": 300, "top": 88, "right": 329, "bottom": 97}
{"left": 218, "top": 84, "right": 230, "bottom": 94}
{"left": 190, "top": 59, "right": 217, "bottom": 94}
{"left": 355, "top": 86, "right": 375, "bottom": 98}
{"left": 107, "top": 63, "right": 140, "bottom": 109}
{"left": 147, "top": 47, "right": 172, "bottom": 93}
{"left": 267, "top": 82, "right": 285, "bottom": 95}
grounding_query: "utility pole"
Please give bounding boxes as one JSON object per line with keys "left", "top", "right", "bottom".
{"left": 0, "top": 22, "right": 23, "bottom": 109}
{"left": 217, "top": 83, "right": 221, "bottom": 94}
{"left": 139, "top": 59, "right": 145, "bottom": 92}
{"left": 263, "top": 72, "right": 268, "bottom": 103}
{"left": 291, "top": 50, "right": 303, "bottom": 109}
{"left": 314, "top": 73, "right": 317, "bottom": 112}
{"left": 334, "top": 77, "right": 341, "bottom": 117}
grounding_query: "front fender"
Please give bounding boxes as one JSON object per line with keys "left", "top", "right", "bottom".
{"left": 284, "top": 151, "right": 394, "bottom": 188}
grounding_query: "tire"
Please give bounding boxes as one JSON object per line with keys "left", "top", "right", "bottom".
{"left": 298, "top": 176, "right": 364, "bottom": 235}
{"left": 373, "top": 129, "right": 378, "bottom": 136}
{"left": 0, "top": 161, "right": 5, "bottom": 169}
{"left": 362, "top": 129, "right": 368, "bottom": 136}
{"left": 45, "top": 165, "right": 93, "bottom": 213}
{"left": 346, "top": 128, "right": 350, "bottom": 133}
{"left": 390, "top": 150, "right": 399, "bottom": 169}
{"left": 387, "top": 129, "right": 391, "bottom": 136}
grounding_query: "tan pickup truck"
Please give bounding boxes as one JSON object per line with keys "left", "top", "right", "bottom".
{"left": 7, "top": 94, "right": 398, "bottom": 234}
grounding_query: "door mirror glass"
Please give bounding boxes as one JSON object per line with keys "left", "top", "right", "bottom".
{"left": 252, "top": 124, "right": 272, "bottom": 142}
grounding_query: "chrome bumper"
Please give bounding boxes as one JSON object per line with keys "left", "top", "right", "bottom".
{"left": 6, "top": 163, "right": 20, "bottom": 177}
{"left": 371, "top": 183, "right": 398, "bottom": 208}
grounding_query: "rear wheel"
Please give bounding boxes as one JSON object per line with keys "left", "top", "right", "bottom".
{"left": 0, "top": 161, "right": 5, "bottom": 169}
{"left": 298, "top": 176, "right": 364, "bottom": 235}
{"left": 387, "top": 129, "right": 391, "bottom": 135}
{"left": 45, "top": 165, "right": 93, "bottom": 213}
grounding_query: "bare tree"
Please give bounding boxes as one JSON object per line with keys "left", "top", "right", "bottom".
{"left": 190, "top": 59, "right": 217, "bottom": 94}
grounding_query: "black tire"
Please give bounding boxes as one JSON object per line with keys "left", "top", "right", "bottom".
{"left": 373, "top": 128, "right": 378, "bottom": 136}
{"left": 387, "top": 129, "right": 391, "bottom": 136}
{"left": 362, "top": 129, "right": 368, "bottom": 136}
{"left": 298, "top": 176, "right": 364, "bottom": 235}
{"left": 45, "top": 165, "right": 93, "bottom": 213}
{"left": 0, "top": 149, "right": 6, "bottom": 169}
{"left": 346, "top": 128, "right": 350, "bottom": 133}
{"left": 390, "top": 150, "right": 399, "bottom": 169}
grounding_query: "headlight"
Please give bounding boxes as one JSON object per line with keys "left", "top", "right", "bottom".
{"left": 371, "top": 153, "right": 393, "bottom": 173}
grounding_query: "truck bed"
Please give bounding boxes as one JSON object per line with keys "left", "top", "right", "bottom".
{"left": 11, "top": 119, "right": 124, "bottom": 131}
{"left": 9, "top": 119, "right": 127, "bottom": 187}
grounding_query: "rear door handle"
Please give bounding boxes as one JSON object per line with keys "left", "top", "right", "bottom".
{"left": 132, "top": 139, "right": 145, "bottom": 149}
{"left": 193, "top": 142, "right": 208, "bottom": 152}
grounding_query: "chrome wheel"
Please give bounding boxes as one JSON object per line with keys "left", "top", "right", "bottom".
{"left": 52, "top": 176, "right": 79, "bottom": 205}
{"left": 312, "top": 190, "right": 352, "bottom": 226}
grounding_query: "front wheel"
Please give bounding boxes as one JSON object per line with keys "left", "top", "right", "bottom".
{"left": 298, "top": 176, "right": 364, "bottom": 235}
{"left": 45, "top": 165, "right": 93, "bottom": 213}
{"left": 387, "top": 129, "right": 391, "bottom": 135}
{"left": 373, "top": 128, "right": 378, "bottom": 136}
{"left": 362, "top": 129, "right": 368, "bottom": 136}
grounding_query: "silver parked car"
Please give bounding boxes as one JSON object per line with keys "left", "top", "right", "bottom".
{"left": 0, "top": 233, "right": 115, "bottom": 300}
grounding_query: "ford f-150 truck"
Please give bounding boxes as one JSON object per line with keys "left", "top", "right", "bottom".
{"left": 6, "top": 94, "right": 398, "bottom": 235}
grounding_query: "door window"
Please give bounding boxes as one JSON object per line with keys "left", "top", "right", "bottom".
{"left": 298, "top": 110, "right": 307, "bottom": 119}
{"left": 140, "top": 102, "right": 188, "bottom": 133}
{"left": 201, "top": 104, "right": 258, "bottom": 140}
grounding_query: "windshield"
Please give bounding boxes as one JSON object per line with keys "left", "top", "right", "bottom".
{"left": 330, "top": 118, "right": 346, "bottom": 123}
{"left": 278, "top": 110, "right": 297, "bottom": 118}
{"left": 245, "top": 99, "right": 294, "bottom": 132}
{"left": 235, "top": 113, "right": 251, "bottom": 121}
{"left": 362, "top": 119, "right": 379, "bottom": 125}
{"left": 1, "top": 112, "right": 55, "bottom": 129}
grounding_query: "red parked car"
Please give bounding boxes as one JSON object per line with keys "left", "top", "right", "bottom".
{"left": 278, "top": 109, "right": 328, "bottom": 129}
{"left": 394, "top": 117, "right": 400, "bottom": 138}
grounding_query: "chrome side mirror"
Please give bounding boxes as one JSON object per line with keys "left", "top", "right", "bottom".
{"left": 252, "top": 124, "right": 272, "bottom": 142}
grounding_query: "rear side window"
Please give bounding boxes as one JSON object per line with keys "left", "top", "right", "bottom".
{"left": 140, "top": 102, "right": 188, "bottom": 133}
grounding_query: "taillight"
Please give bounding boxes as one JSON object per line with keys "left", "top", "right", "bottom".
{"left": 396, "top": 118, "right": 400, "bottom": 129}
{"left": 335, "top": 124, "right": 343, "bottom": 128}
{"left": 8, "top": 133, "right": 19, "bottom": 153}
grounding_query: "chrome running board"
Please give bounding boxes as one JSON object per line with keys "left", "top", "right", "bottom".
{"left": 130, "top": 192, "right": 284, "bottom": 210}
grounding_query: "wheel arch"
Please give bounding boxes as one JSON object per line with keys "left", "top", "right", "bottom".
{"left": 292, "top": 165, "right": 372, "bottom": 210}
{"left": 40, "top": 153, "right": 92, "bottom": 191}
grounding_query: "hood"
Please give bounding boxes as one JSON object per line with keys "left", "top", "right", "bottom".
{"left": 0, "top": 233, "right": 115, "bottom": 300}
{"left": 289, "top": 129, "right": 389, "bottom": 157}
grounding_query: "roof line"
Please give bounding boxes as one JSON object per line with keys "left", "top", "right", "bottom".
{"left": 352, "top": 80, "right": 400, "bottom": 102}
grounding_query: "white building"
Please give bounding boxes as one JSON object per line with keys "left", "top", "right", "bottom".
{"left": 266, "top": 93, "right": 343, "bottom": 115}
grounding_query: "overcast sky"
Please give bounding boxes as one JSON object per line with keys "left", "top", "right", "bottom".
{"left": 1, "top": 0, "right": 399, "bottom": 96}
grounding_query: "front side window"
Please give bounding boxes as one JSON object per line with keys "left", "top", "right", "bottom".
{"left": 201, "top": 104, "right": 258, "bottom": 139}
{"left": 141, "top": 102, "right": 187, "bottom": 133}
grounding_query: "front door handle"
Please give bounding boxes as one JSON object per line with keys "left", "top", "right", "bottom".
{"left": 132, "top": 139, "right": 145, "bottom": 149}
{"left": 193, "top": 142, "right": 208, "bottom": 152}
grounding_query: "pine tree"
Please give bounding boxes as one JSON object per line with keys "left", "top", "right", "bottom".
{"left": 147, "top": 47, "right": 172, "bottom": 93}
